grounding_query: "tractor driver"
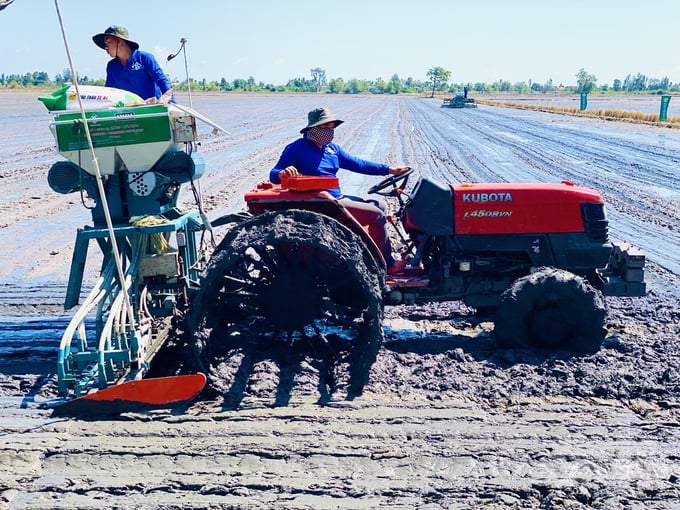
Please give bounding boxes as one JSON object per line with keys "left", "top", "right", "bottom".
{"left": 269, "top": 107, "right": 411, "bottom": 273}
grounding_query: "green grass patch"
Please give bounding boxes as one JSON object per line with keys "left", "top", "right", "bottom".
{"left": 476, "top": 99, "right": 680, "bottom": 128}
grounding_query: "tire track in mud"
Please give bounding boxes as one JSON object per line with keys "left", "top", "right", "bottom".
{"left": 3, "top": 396, "right": 679, "bottom": 510}
{"left": 398, "top": 100, "right": 481, "bottom": 183}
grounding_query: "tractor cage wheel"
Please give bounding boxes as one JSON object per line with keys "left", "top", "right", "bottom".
{"left": 187, "top": 209, "right": 385, "bottom": 397}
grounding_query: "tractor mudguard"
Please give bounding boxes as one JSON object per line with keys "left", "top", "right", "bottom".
{"left": 244, "top": 179, "right": 386, "bottom": 267}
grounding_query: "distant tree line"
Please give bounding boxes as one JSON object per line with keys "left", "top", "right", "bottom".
{"left": 3, "top": 66, "right": 680, "bottom": 96}
{"left": 0, "top": 69, "right": 102, "bottom": 88}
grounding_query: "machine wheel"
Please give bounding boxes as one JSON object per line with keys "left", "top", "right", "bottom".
{"left": 494, "top": 267, "right": 607, "bottom": 354}
{"left": 188, "top": 210, "right": 384, "bottom": 396}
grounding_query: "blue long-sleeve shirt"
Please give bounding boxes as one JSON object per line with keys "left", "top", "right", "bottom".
{"left": 270, "top": 138, "right": 389, "bottom": 198}
{"left": 105, "top": 50, "right": 174, "bottom": 102}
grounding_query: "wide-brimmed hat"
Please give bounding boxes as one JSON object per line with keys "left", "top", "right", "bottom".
{"left": 92, "top": 25, "right": 139, "bottom": 51}
{"left": 300, "top": 107, "right": 344, "bottom": 133}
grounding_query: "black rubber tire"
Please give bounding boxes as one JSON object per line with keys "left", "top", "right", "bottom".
{"left": 188, "top": 210, "right": 384, "bottom": 397}
{"left": 494, "top": 267, "right": 607, "bottom": 354}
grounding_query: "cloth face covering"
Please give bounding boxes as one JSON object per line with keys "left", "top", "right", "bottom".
{"left": 306, "top": 127, "right": 334, "bottom": 146}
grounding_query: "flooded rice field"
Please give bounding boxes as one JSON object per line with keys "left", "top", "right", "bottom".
{"left": 0, "top": 91, "right": 679, "bottom": 509}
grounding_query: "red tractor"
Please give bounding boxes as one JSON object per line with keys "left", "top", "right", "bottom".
{"left": 188, "top": 170, "right": 645, "bottom": 393}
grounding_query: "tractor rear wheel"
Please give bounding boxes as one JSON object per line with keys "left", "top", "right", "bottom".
{"left": 188, "top": 210, "right": 384, "bottom": 397}
{"left": 494, "top": 267, "right": 607, "bottom": 354}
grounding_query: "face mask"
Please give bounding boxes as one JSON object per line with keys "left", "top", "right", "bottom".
{"left": 306, "top": 126, "right": 334, "bottom": 146}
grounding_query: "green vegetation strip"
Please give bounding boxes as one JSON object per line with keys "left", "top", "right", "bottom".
{"left": 477, "top": 98, "right": 680, "bottom": 128}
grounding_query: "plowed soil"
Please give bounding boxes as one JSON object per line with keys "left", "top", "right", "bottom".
{"left": 1, "top": 92, "right": 679, "bottom": 509}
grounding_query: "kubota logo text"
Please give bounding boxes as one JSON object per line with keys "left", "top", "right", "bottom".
{"left": 462, "top": 192, "right": 513, "bottom": 203}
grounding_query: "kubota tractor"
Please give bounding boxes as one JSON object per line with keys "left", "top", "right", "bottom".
{"left": 188, "top": 170, "right": 645, "bottom": 394}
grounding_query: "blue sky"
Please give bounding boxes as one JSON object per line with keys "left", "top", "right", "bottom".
{"left": 3, "top": 0, "right": 680, "bottom": 87}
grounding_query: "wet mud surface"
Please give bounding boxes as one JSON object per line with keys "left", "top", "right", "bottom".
{"left": 1, "top": 92, "right": 679, "bottom": 509}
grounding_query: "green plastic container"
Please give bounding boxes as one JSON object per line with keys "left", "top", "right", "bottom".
{"left": 52, "top": 105, "right": 172, "bottom": 152}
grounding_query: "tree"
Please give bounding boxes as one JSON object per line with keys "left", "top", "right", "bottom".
{"left": 388, "top": 74, "right": 402, "bottom": 94}
{"left": 328, "top": 78, "right": 344, "bottom": 94}
{"left": 219, "top": 78, "right": 232, "bottom": 91}
{"left": 60, "top": 67, "right": 73, "bottom": 84}
{"left": 576, "top": 68, "right": 597, "bottom": 94}
{"left": 473, "top": 82, "right": 487, "bottom": 93}
{"left": 372, "top": 77, "right": 388, "bottom": 94}
{"left": 232, "top": 78, "right": 247, "bottom": 90}
{"left": 311, "top": 67, "right": 326, "bottom": 92}
{"left": 490, "top": 79, "right": 512, "bottom": 93}
{"left": 344, "top": 79, "right": 369, "bottom": 94}
{"left": 35, "top": 72, "right": 51, "bottom": 86}
{"left": 623, "top": 73, "right": 647, "bottom": 92}
{"left": 512, "top": 81, "right": 529, "bottom": 93}
{"left": 426, "top": 66, "right": 451, "bottom": 98}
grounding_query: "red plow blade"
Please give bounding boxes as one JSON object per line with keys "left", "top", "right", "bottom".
{"left": 52, "top": 373, "right": 206, "bottom": 417}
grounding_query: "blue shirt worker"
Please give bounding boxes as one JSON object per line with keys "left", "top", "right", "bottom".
{"left": 92, "top": 25, "right": 174, "bottom": 104}
{"left": 270, "top": 107, "right": 411, "bottom": 273}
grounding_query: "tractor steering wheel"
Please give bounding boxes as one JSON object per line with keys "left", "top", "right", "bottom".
{"left": 367, "top": 168, "right": 414, "bottom": 196}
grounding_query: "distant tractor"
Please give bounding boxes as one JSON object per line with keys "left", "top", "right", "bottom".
{"left": 442, "top": 92, "right": 476, "bottom": 108}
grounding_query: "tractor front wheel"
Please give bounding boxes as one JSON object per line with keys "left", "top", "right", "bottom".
{"left": 494, "top": 267, "right": 607, "bottom": 354}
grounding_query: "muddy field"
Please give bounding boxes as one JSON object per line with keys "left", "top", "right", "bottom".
{"left": 1, "top": 92, "right": 679, "bottom": 509}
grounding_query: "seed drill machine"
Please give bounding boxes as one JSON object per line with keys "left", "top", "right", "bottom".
{"left": 43, "top": 89, "right": 211, "bottom": 410}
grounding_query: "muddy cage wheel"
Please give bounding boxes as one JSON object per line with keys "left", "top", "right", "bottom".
{"left": 188, "top": 210, "right": 385, "bottom": 395}
{"left": 494, "top": 267, "right": 607, "bottom": 354}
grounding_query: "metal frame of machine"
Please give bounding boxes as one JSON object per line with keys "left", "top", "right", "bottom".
{"left": 45, "top": 95, "right": 210, "bottom": 404}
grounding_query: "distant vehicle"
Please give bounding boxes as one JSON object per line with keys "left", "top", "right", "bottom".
{"left": 442, "top": 92, "right": 476, "bottom": 109}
